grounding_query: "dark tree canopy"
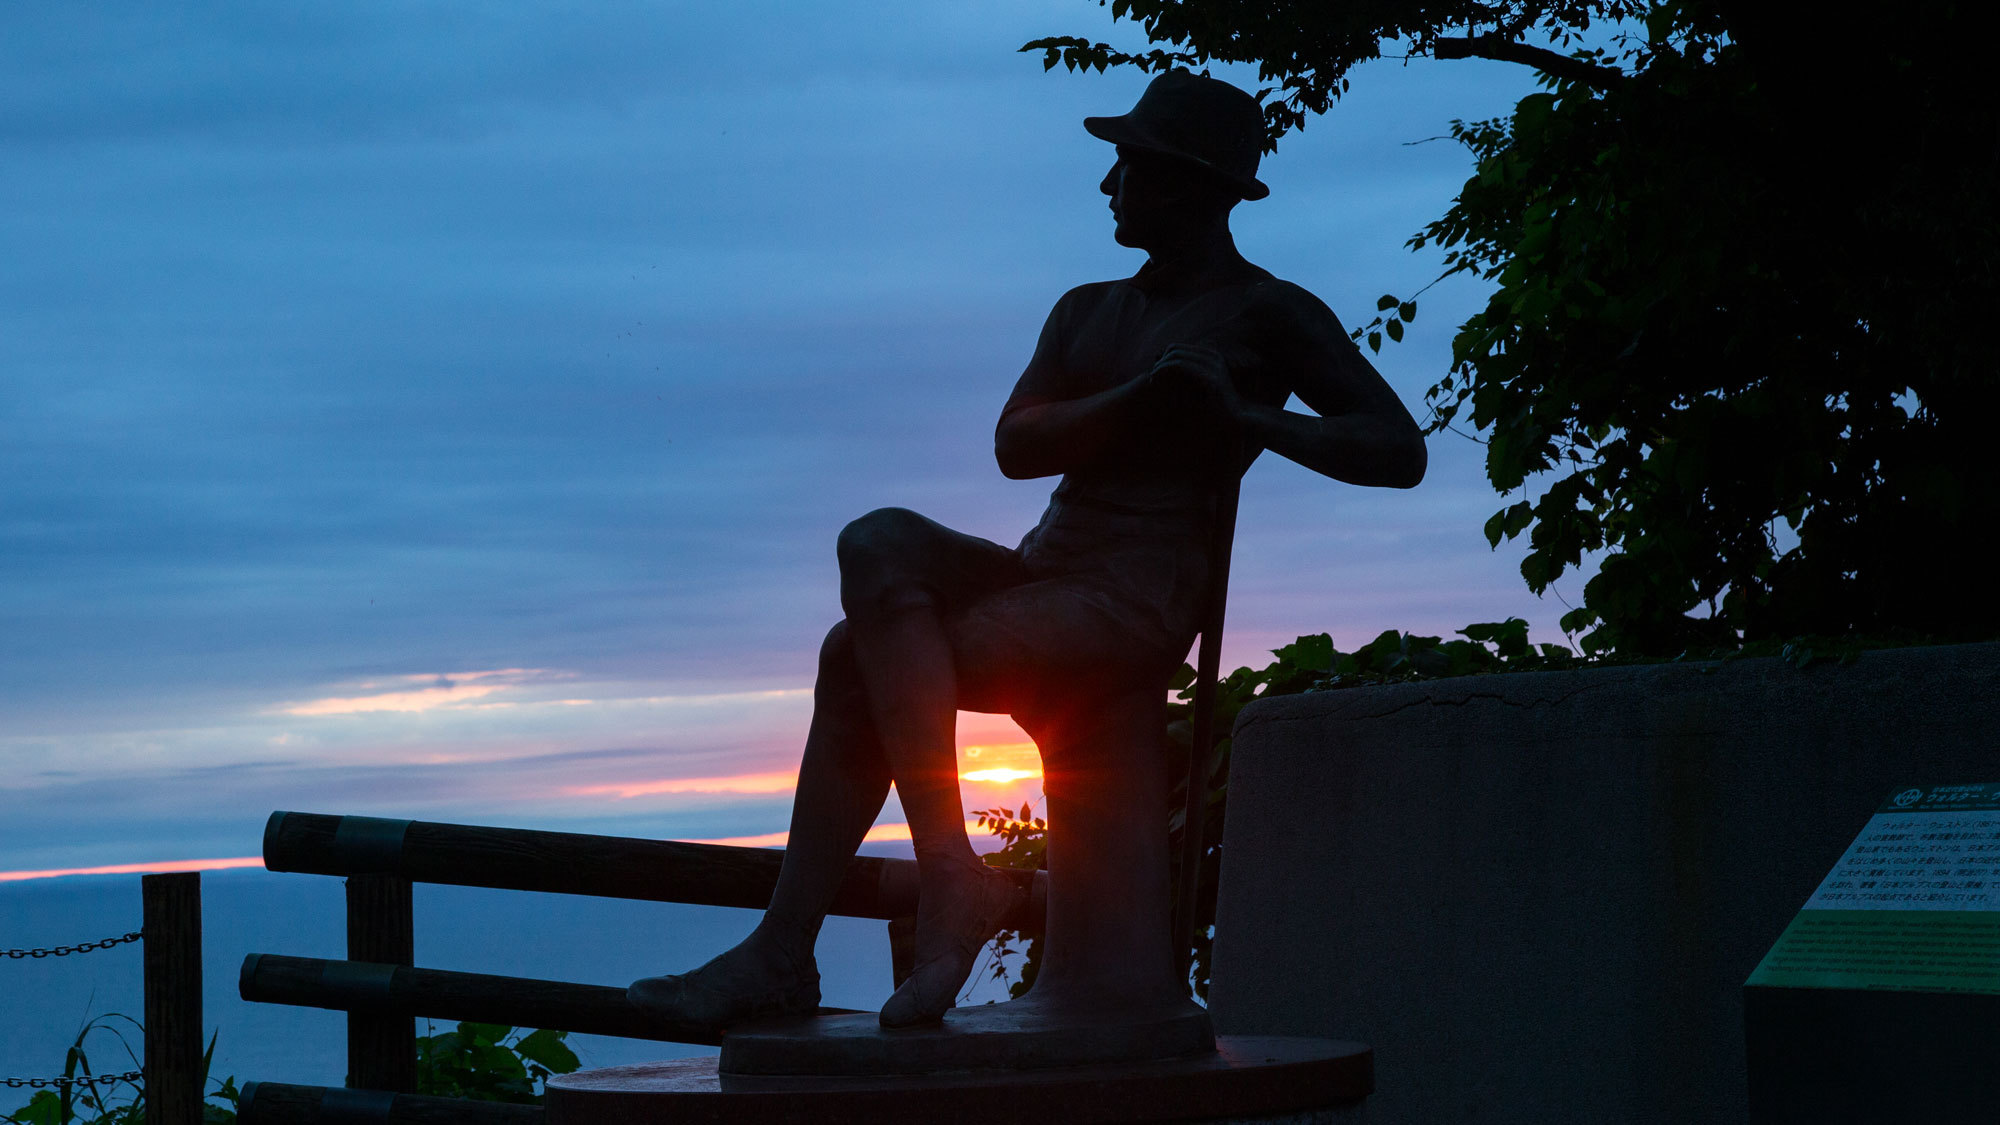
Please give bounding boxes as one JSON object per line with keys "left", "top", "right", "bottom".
{"left": 1031, "top": 0, "right": 1999, "bottom": 655}
{"left": 1028, "top": 1, "right": 1646, "bottom": 143}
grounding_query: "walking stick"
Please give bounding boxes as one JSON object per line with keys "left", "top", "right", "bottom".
{"left": 1172, "top": 474, "right": 1241, "bottom": 985}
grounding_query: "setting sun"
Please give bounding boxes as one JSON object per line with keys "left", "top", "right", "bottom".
{"left": 956, "top": 724, "right": 1043, "bottom": 815}
{"left": 961, "top": 767, "right": 1042, "bottom": 783}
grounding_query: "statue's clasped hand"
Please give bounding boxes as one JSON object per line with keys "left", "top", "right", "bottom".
{"left": 1148, "top": 344, "right": 1242, "bottom": 412}
{"left": 1146, "top": 343, "right": 1246, "bottom": 453}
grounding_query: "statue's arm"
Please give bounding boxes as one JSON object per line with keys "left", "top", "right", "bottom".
{"left": 1234, "top": 290, "right": 1428, "bottom": 489}
{"left": 993, "top": 288, "right": 1150, "bottom": 480}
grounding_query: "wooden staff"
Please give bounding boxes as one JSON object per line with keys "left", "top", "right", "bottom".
{"left": 1172, "top": 475, "right": 1241, "bottom": 983}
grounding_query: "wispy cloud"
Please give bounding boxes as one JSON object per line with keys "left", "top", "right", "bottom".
{"left": 0, "top": 856, "right": 264, "bottom": 884}
{"left": 275, "top": 668, "right": 555, "bottom": 715}
{"left": 565, "top": 770, "right": 799, "bottom": 800}
{"left": 691, "top": 820, "right": 989, "bottom": 850}
{"left": 280, "top": 683, "right": 507, "bottom": 716}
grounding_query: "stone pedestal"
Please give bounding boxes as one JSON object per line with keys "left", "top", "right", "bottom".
{"left": 544, "top": 1035, "right": 1371, "bottom": 1124}
{"left": 720, "top": 1000, "right": 1216, "bottom": 1075}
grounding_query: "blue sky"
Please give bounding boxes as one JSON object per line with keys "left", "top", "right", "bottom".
{"left": 2, "top": 1, "right": 1567, "bottom": 875}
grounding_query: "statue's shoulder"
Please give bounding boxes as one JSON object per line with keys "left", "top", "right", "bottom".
{"left": 1035, "top": 280, "right": 1136, "bottom": 341}
{"left": 1238, "top": 276, "right": 1351, "bottom": 351}
{"left": 1052, "top": 278, "right": 1129, "bottom": 312}
{"left": 1242, "top": 275, "right": 1336, "bottom": 319}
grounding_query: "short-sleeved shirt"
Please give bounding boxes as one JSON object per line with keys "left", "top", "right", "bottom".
{"left": 1005, "top": 264, "right": 1311, "bottom": 663}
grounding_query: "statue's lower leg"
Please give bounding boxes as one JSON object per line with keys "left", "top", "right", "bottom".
{"left": 629, "top": 622, "right": 888, "bottom": 1028}
{"left": 844, "top": 601, "right": 1013, "bottom": 1028}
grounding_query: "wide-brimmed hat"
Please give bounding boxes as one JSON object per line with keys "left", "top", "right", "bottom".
{"left": 1084, "top": 70, "right": 1269, "bottom": 201}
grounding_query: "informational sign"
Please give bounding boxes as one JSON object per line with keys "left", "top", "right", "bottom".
{"left": 1747, "top": 783, "right": 2000, "bottom": 995}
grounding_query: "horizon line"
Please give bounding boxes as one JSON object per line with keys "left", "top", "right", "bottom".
{"left": 0, "top": 820, "right": 956, "bottom": 883}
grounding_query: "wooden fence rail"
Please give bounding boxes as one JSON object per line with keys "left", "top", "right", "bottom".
{"left": 263, "top": 811, "right": 1046, "bottom": 931}
{"left": 240, "top": 954, "right": 864, "bottom": 1044}
{"left": 242, "top": 811, "right": 1048, "bottom": 1121}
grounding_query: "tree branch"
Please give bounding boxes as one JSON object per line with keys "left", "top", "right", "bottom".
{"left": 1434, "top": 35, "right": 1627, "bottom": 89}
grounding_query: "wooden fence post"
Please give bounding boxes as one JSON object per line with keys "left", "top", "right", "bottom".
{"left": 345, "top": 873, "right": 418, "bottom": 1092}
{"left": 142, "top": 872, "right": 202, "bottom": 1125}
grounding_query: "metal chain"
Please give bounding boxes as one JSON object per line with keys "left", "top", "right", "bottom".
{"left": 2, "top": 930, "right": 143, "bottom": 960}
{"left": 1, "top": 928, "right": 147, "bottom": 1093}
{"left": 2, "top": 1070, "right": 145, "bottom": 1089}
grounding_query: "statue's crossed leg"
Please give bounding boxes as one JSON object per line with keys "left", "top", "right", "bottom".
{"left": 631, "top": 506, "right": 1201, "bottom": 1050}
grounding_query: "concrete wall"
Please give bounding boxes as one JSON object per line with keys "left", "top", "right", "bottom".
{"left": 1207, "top": 643, "right": 2000, "bottom": 1125}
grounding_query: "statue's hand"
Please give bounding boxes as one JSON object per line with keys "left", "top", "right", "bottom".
{"left": 1146, "top": 343, "right": 1244, "bottom": 428}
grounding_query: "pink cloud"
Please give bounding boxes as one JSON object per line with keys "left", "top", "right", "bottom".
{"left": 563, "top": 769, "right": 800, "bottom": 800}
{"left": 0, "top": 856, "right": 264, "bottom": 883}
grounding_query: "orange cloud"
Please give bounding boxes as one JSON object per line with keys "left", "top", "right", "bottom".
{"left": 959, "top": 739, "right": 1042, "bottom": 785}
{"left": 564, "top": 770, "right": 800, "bottom": 800}
{"left": 691, "top": 820, "right": 987, "bottom": 848}
{"left": 960, "top": 741, "right": 1038, "bottom": 762}
{"left": 0, "top": 856, "right": 264, "bottom": 884}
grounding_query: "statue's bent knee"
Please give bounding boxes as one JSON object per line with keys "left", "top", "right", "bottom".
{"left": 818, "top": 619, "right": 853, "bottom": 663}
{"left": 836, "top": 508, "right": 936, "bottom": 616}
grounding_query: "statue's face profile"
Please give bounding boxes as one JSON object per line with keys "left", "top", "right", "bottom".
{"left": 1100, "top": 145, "right": 1236, "bottom": 250}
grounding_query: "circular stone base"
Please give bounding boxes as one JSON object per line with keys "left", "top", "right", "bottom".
{"left": 719, "top": 1000, "right": 1215, "bottom": 1076}
{"left": 545, "top": 1035, "right": 1371, "bottom": 1125}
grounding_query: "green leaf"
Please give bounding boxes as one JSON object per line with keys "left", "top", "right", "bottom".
{"left": 469, "top": 1043, "right": 527, "bottom": 1080}
{"left": 1398, "top": 301, "right": 1417, "bottom": 321}
{"left": 1376, "top": 293, "right": 1400, "bottom": 311}
{"left": 1271, "top": 633, "right": 1334, "bottom": 672}
{"left": 514, "top": 1029, "right": 581, "bottom": 1075}
{"left": 1489, "top": 617, "right": 1530, "bottom": 657}
{"left": 1519, "top": 551, "right": 1557, "bottom": 592}
{"left": 1366, "top": 330, "right": 1382, "bottom": 353}
{"left": 1385, "top": 319, "right": 1404, "bottom": 342}
{"left": 9, "top": 1090, "right": 62, "bottom": 1125}
{"left": 461, "top": 1023, "right": 511, "bottom": 1048}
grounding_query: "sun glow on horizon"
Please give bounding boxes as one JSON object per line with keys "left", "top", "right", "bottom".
{"left": 692, "top": 819, "right": 990, "bottom": 849}
{"left": 961, "top": 767, "right": 1041, "bottom": 783}
{"left": 0, "top": 856, "right": 265, "bottom": 884}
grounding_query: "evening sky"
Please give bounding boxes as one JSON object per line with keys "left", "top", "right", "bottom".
{"left": 1, "top": 1, "right": 1567, "bottom": 874}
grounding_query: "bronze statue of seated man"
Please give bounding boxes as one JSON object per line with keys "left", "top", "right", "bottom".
{"left": 630, "top": 70, "right": 1426, "bottom": 1034}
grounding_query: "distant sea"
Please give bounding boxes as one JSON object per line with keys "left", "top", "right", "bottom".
{"left": 0, "top": 844, "right": 1005, "bottom": 1094}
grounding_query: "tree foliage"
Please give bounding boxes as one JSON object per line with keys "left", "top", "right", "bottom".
{"left": 1031, "top": 1, "right": 2000, "bottom": 655}
{"left": 1026, "top": 1, "right": 1644, "bottom": 145}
